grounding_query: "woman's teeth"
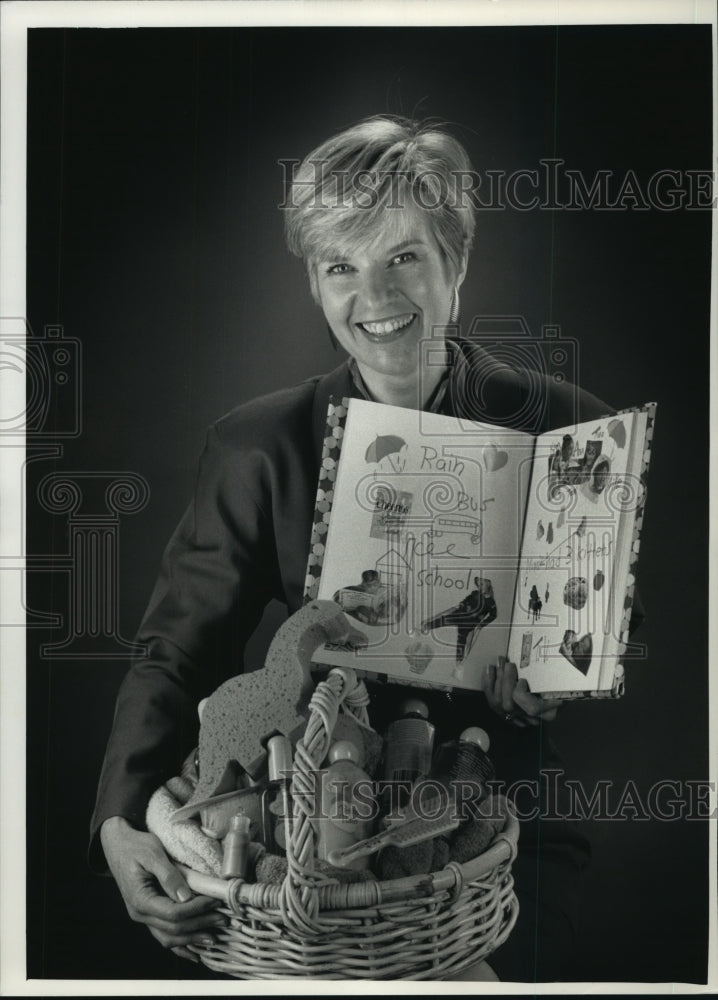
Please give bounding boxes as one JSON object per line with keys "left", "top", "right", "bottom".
{"left": 359, "top": 314, "right": 414, "bottom": 336}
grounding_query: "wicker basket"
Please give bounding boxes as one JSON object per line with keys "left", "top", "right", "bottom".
{"left": 181, "top": 667, "right": 519, "bottom": 979}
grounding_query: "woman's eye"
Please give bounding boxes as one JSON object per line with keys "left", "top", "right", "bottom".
{"left": 325, "top": 263, "right": 351, "bottom": 275}
{"left": 391, "top": 251, "right": 416, "bottom": 265}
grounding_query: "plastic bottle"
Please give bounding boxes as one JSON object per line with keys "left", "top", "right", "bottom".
{"left": 316, "top": 740, "right": 375, "bottom": 871}
{"left": 381, "top": 698, "right": 435, "bottom": 814}
{"left": 260, "top": 734, "right": 293, "bottom": 854}
{"left": 425, "top": 727, "right": 495, "bottom": 823}
{"left": 221, "top": 812, "right": 251, "bottom": 878}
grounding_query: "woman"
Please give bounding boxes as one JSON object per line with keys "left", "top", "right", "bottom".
{"left": 91, "top": 116, "right": 620, "bottom": 980}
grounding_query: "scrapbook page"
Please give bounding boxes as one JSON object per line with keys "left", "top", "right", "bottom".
{"left": 506, "top": 405, "right": 654, "bottom": 696}
{"left": 305, "top": 398, "right": 655, "bottom": 697}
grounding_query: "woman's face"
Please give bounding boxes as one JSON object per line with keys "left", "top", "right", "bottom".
{"left": 314, "top": 209, "right": 466, "bottom": 390}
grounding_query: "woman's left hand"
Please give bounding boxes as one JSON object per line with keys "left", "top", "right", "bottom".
{"left": 482, "top": 656, "right": 563, "bottom": 726}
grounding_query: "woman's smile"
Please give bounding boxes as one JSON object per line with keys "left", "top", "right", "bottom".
{"left": 356, "top": 312, "right": 417, "bottom": 340}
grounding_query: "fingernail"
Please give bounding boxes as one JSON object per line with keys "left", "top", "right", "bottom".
{"left": 176, "top": 887, "right": 192, "bottom": 902}
{"left": 196, "top": 935, "right": 214, "bottom": 947}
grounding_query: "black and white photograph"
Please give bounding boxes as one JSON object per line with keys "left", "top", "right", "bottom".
{"left": 1, "top": 0, "right": 715, "bottom": 992}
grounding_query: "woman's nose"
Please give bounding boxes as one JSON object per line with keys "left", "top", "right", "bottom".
{"left": 356, "top": 266, "right": 395, "bottom": 314}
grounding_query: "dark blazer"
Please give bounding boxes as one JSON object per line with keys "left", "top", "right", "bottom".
{"left": 90, "top": 339, "right": 640, "bottom": 980}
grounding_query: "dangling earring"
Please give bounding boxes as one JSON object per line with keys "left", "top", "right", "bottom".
{"left": 326, "top": 323, "right": 339, "bottom": 350}
{"left": 449, "top": 287, "right": 460, "bottom": 324}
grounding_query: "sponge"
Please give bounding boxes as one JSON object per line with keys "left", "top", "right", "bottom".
{"left": 188, "top": 601, "right": 368, "bottom": 807}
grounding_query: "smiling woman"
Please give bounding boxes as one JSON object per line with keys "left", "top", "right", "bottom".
{"left": 91, "top": 113, "right": 624, "bottom": 981}
{"left": 17, "top": 18, "right": 710, "bottom": 985}
{"left": 284, "top": 117, "right": 473, "bottom": 407}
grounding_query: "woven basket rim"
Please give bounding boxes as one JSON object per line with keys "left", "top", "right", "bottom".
{"left": 182, "top": 794, "right": 518, "bottom": 913}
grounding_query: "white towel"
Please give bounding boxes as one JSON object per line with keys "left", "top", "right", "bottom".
{"left": 146, "top": 774, "right": 224, "bottom": 877}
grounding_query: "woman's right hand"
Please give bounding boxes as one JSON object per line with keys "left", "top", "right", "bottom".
{"left": 100, "top": 816, "right": 226, "bottom": 963}
{"left": 482, "top": 657, "right": 563, "bottom": 726}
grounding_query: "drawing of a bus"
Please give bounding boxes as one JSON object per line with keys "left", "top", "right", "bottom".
{"left": 430, "top": 514, "right": 482, "bottom": 544}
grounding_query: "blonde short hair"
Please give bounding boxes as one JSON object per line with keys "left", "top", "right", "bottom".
{"left": 283, "top": 115, "right": 476, "bottom": 300}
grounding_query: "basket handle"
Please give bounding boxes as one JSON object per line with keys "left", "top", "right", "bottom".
{"left": 279, "top": 666, "right": 364, "bottom": 933}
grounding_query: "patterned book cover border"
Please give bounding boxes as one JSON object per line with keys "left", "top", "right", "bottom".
{"left": 303, "top": 396, "right": 351, "bottom": 605}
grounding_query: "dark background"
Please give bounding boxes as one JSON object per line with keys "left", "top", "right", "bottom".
{"left": 25, "top": 25, "right": 711, "bottom": 982}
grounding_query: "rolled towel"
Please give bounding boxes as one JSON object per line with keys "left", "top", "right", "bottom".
{"left": 376, "top": 834, "right": 450, "bottom": 880}
{"left": 377, "top": 840, "right": 432, "bottom": 880}
{"left": 448, "top": 795, "right": 505, "bottom": 864}
{"left": 255, "top": 853, "right": 376, "bottom": 886}
{"left": 146, "top": 784, "right": 224, "bottom": 877}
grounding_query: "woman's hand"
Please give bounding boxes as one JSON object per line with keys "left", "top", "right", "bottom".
{"left": 482, "top": 657, "right": 563, "bottom": 726}
{"left": 100, "top": 816, "right": 226, "bottom": 963}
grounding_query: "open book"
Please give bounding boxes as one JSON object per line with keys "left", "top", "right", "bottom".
{"left": 303, "top": 397, "right": 656, "bottom": 698}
